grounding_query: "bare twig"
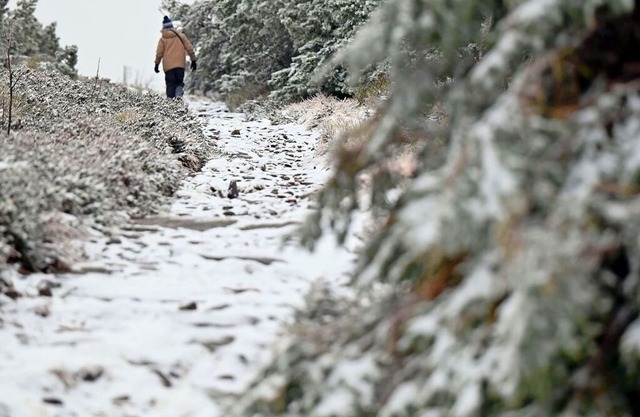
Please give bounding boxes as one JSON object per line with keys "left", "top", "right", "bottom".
{"left": 89, "top": 57, "right": 101, "bottom": 112}
{"left": 5, "top": 24, "right": 14, "bottom": 135}
{"left": 2, "top": 23, "right": 26, "bottom": 135}
{"left": 130, "top": 69, "right": 154, "bottom": 92}
{"left": 12, "top": 68, "right": 26, "bottom": 89}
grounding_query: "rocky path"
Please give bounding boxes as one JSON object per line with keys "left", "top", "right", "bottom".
{"left": 0, "top": 99, "right": 357, "bottom": 417}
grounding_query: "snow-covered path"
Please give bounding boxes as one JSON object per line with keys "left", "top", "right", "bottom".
{"left": 0, "top": 99, "right": 356, "bottom": 417}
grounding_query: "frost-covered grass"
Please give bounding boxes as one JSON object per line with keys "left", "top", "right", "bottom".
{"left": 281, "top": 94, "right": 370, "bottom": 153}
{"left": 0, "top": 69, "right": 215, "bottom": 271}
{"left": 278, "top": 93, "right": 436, "bottom": 179}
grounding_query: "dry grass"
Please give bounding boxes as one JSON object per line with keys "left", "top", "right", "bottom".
{"left": 0, "top": 82, "right": 34, "bottom": 128}
{"left": 114, "top": 107, "right": 142, "bottom": 124}
{"left": 225, "top": 83, "right": 270, "bottom": 111}
{"left": 353, "top": 72, "right": 390, "bottom": 108}
{"left": 281, "top": 93, "right": 440, "bottom": 179}
{"left": 125, "top": 69, "right": 155, "bottom": 93}
{"left": 282, "top": 93, "right": 371, "bottom": 156}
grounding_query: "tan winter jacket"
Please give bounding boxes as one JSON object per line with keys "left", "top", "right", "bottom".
{"left": 155, "top": 29, "right": 197, "bottom": 72}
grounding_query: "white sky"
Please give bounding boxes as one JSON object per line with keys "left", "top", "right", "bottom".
{"left": 8, "top": 0, "right": 195, "bottom": 92}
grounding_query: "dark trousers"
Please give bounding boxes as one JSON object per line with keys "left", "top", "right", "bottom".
{"left": 165, "top": 67, "right": 185, "bottom": 98}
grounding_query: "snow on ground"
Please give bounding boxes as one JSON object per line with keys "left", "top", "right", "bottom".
{"left": 0, "top": 98, "right": 359, "bottom": 417}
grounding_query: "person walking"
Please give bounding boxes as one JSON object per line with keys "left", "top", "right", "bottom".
{"left": 154, "top": 16, "right": 197, "bottom": 99}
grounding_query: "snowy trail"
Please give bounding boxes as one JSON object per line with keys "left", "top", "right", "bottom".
{"left": 0, "top": 99, "right": 356, "bottom": 417}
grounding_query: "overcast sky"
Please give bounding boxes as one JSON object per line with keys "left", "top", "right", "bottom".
{"left": 8, "top": 0, "right": 194, "bottom": 92}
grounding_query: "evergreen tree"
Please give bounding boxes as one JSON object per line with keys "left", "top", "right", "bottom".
{"left": 7, "top": 0, "right": 40, "bottom": 56}
{"left": 166, "top": 0, "right": 382, "bottom": 104}
{"left": 0, "top": 0, "right": 8, "bottom": 23}
{"left": 1, "top": 0, "right": 77, "bottom": 76}
{"left": 38, "top": 22, "right": 59, "bottom": 55}
{"left": 163, "top": 0, "right": 226, "bottom": 93}
{"left": 269, "top": 0, "right": 384, "bottom": 102}
{"left": 54, "top": 44, "right": 77, "bottom": 77}
{"left": 230, "top": 0, "right": 640, "bottom": 416}
{"left": 215, "top": 0, "right": 293, "bottom": 104}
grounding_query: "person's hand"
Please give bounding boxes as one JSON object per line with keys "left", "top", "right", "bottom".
{"left": 154, "top": 63, "right": 160, "bottom": 74}
{"left": 190, "top": 61, "right": 197, "bottom": 71}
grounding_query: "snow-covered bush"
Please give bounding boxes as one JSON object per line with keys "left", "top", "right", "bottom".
{"left": 230, "top": 0, "right": 640, "bottom": 416}
{"left": 0, "top": 129, "right": 181, "bottom": 271}
{"left": 0, "top": 69, "right": 215, "bottom": 271}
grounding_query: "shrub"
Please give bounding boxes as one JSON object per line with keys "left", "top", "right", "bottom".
{"left": 0, "top": 69, "right": 215, "bottom": 271}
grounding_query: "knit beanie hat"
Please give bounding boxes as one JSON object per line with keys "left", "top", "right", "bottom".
{"left": 162, "top": 16, "right": 173, "bottom": 30}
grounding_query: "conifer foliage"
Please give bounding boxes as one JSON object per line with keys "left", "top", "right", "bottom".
{"left": 164, "top": 0, "right": 383, "bottom": 105}
{"left": 224, "top": 0, "right": 640, "bottom": 416}
{"left": 269, "top": 0, "right": 383, "bottom": 102}
{"left": 0, "top": 0, "right": 77, "bottom": 77}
